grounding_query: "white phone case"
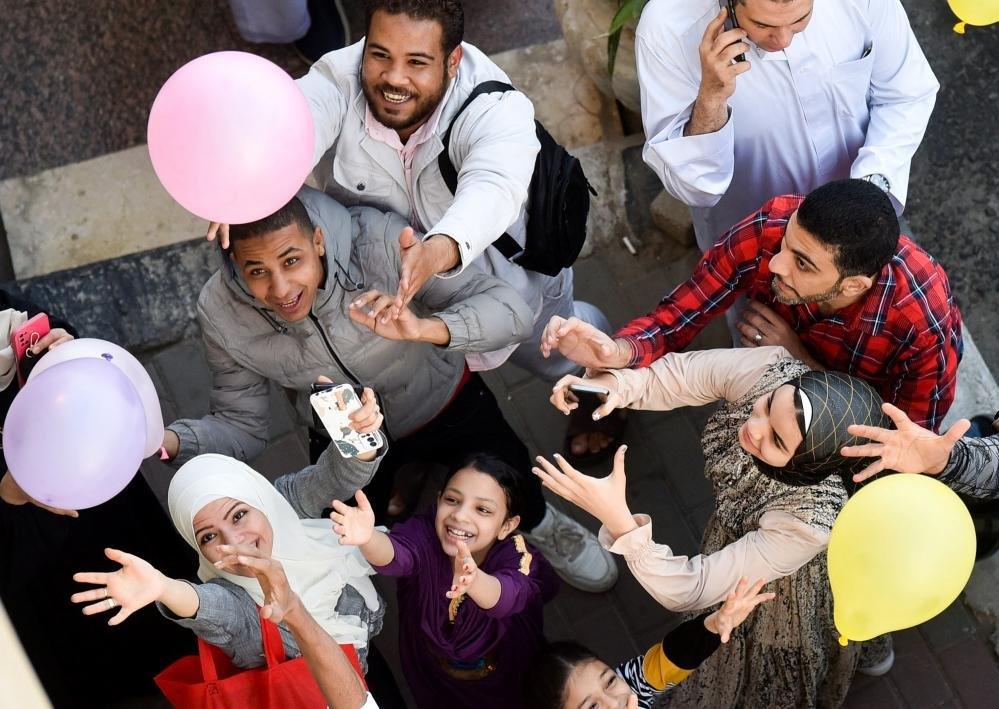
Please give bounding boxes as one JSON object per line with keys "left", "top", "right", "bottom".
{"left": 309, "top": 384, "right": 383, "bottom": 459}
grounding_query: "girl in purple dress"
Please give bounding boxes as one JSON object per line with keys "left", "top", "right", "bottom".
{"left": 331, "top": 454, "right": 560, "bottom": 707}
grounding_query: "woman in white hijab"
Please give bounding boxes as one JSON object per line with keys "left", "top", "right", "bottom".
{"left": 71, "top": 448, "right": 386, "bottom": 672}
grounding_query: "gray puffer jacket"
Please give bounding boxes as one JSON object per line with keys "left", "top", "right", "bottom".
{"left": 168, "top": 186, "right": 533, "bottom": 465}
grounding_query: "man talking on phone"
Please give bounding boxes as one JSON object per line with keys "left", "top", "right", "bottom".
{"left": 635, "top": 0, "right": 937, "bottom": 252}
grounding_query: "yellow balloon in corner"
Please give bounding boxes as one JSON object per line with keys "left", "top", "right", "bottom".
{"left": 827, "top": 475, "right": 975, "bottom": 644}
{"left": 948, "top": 0, "right": 999, "bottom": 33}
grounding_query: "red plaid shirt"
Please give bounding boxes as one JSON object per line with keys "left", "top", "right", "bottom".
{"left": 615, "top": 195, "right": 963, "bottom": 431}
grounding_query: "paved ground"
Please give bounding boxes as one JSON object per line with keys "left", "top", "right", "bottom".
{"left": 3, "top": 0, "right": 999, "bottom": 706}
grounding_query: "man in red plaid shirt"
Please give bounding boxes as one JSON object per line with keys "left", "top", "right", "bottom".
{"left": 542, "top": 179, "right": 962, "bottom": 431}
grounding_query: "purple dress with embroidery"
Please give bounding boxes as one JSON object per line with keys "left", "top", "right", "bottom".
{"left": 373, "top": 510, "right": 559, "bottom": 708}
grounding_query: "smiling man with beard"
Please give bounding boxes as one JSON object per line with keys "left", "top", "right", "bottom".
{"left": 541, "top": 179, "right": 963, "bottom": 432}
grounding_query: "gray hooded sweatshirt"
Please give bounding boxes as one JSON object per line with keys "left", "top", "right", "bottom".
{"left": 167, "top": 186, "right": 533, "bottom": 465}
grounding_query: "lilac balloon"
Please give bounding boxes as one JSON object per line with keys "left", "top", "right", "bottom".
{"left": 147, "top": 51, "right": 315, "bottom": 224}
{"left": 27, "top": 338, "right": 165, "bottom": 457}
{"left": 4, "top": 358, "right": 145, "bottom": 509}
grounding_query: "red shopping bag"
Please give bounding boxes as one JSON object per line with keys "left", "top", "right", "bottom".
{"left": 155, "top": 612, "right": 364, "bottom": 708}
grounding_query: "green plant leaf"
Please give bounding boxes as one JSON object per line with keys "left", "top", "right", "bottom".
{"left": 607, "top": 0, "right": 647, "bottom": 77}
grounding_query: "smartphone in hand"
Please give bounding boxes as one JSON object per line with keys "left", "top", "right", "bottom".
{"left": 11, "top": 313, "right": 51, "bottom": 386}
{"left": 724, "top": 0, "right": 748, "bottom": 62}
{"left": 310, "top": 383, "right": 383, "bottom": 459}
{"left": 568, "top": 382, "right": 611, "bottom": 419}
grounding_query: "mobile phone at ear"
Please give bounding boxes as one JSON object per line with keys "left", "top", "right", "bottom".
{"left": 724, "top": 0, "right": 748, "bottom": 62}
{"left": 11, "top": 313, "right": 51, "bottom": 386}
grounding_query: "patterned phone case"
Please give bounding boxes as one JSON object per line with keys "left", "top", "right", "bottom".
{"left": 309, "top": 385, "right": 383, "bottom": 458}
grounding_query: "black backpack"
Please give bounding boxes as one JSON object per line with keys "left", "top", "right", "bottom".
{"left": 437, "top": 80, "right": 597, "bottom": 278}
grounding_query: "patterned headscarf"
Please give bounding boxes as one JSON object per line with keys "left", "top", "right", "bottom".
{"left": 754, "top": 371, "right": 891, "bottom": 493}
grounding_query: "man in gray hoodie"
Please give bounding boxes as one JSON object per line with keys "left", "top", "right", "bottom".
{"left": 162, "top": 186, "right": 618, "bottom": 592}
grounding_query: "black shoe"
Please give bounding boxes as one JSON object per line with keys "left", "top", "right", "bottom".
{"left": 294, "top": 0, "right": 351, "bottom": 64}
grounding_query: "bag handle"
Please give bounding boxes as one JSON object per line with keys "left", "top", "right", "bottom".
{"left": 259, "top": 612, "right": 288, "bottom": 667}
{"left": 197, "top": 638, "right": 225, "bottom": 682}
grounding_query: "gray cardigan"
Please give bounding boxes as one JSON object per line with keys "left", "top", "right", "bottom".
{"left": 158, "top": 442, "right": 385, "bottom": 670}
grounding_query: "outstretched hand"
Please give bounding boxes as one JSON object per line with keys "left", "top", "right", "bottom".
{"left": 393, "top": 229, "right": 459, "bottom": 319}
{"left": 841, "top": 402, "right": 970, "bottom": 482}
{"left": 330, "top": 490, "right": 376, "bottom": 547}
{"left": 540, "top": 316, "right": 630, "bottom": 370}
{"left": 704, "top": 577, "right": 775, "bottom": 643}
{"left": 532, "top": 446, "right": 637, "bottom": 539}
{"left": 217, "top": 544, "right": 301, "bottom": 624}
{"left": 549, "top": 372, "right": 622, "bottom": 419}
{"left": 71, "top": 548, "right": 164, "bottom": 625}
{"left": 349, "top": 289, "right": 425, "bottom": 341}
{"left": 447, "top": 539, "right": 479, "bottom": 600}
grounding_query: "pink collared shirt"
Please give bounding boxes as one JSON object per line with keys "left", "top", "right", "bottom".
{"left": 363, "top": 77, "right": 457, "bottom": 230}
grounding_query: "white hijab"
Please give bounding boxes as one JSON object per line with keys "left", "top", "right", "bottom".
{"left": 168, "top": 454, "right": 378, "bottom": 647}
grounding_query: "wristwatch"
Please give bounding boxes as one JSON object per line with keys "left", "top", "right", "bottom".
{"left": 863, "top": 173, "right": 891, "bottom": 193}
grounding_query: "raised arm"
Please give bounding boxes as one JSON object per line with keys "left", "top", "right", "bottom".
{"left": 602, "top": 511, "right": 826, "bottom": 612}
{"left": 276, "top": 386, "right": 386, "bottom": 518}
{"left": 849, "top": 0, "right": 939, "bottom": 212}
{"left": 427, "top": 90, "right": 539, "bottom": 274}
{"left": 636, "top": 8, "right": 748, "bottom": 207}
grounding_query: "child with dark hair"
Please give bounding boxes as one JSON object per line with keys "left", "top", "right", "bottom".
{"left": 524, "top": 578, "right": 773, "bottom": 709}
{"left": 331, "top": 454, "right": 559, "bottom": 707}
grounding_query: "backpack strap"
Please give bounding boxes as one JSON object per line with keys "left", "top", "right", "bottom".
{"left": 437, "top": 80, "right": 523, "bottom": 260}
{"left": 438, "top": 80, "right": 516, "bottom": 193}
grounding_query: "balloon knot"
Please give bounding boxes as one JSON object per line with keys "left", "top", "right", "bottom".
{"left": 838, "top": 636, "right": 849, "bottom": 647}
{"left": 953, "top": 22, "right": 967, "bottom": 34}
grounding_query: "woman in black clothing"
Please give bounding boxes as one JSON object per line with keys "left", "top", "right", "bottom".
{"left": 0, "top": 289, "right": 195, "bottom": 707}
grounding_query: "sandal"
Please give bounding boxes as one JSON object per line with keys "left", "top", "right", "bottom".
{"left": 561, "top": 407, "right": 628, "bottom": 468}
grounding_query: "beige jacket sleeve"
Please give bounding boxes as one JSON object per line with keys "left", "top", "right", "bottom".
{"left": 599, "top": 512, "right": 829, "bottom": 612}
{"left": 606, "top": 346, "right": 792, "bottom": 411}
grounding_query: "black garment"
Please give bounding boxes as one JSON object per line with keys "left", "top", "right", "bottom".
{"left": 311, "top": 373, "right": 546, "bottom": 531}
{"left": 0, "top": 289, "right": 196, "bottom": 707}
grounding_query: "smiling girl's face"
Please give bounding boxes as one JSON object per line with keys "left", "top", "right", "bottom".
{"left": 738, "top": 383, "right": 804, "bottom": 467}
{"left": 192, "top": 497, "right": 274, "bottom": 576}
{"left": 435, "top": 467, "right": 521, "bottom": 563}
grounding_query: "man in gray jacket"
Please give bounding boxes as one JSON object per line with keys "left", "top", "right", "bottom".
{"left": 167, "top": 186, "right": 617, "bottom": 592}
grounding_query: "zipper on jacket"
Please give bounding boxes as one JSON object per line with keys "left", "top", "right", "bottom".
{"left": 307, "top": 314, "right": 396, "bottom": 444}
{"left": 308, "top": 313, "right": 361, "bottom": 386}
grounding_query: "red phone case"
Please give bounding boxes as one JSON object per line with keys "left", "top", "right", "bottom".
{"left": 11, "top": 313, "right": 51, "bottom": 385}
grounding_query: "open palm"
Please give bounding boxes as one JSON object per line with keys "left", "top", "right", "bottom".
{"left": 330, "top": 490, "right": 376, "bottom": 546}
{"left": 72, "top": 548, "right": 164, "bottom": 625}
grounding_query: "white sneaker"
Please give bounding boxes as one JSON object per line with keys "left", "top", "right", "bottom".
{"left": 857, "top": 648, "right": 895, "bottom": 677}
{"left": 524, "top": 503, "right": 619, "bottom": 592}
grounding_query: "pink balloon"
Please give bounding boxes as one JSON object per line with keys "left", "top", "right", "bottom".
{"left": 4, "top": 358, "right": 145, "bottom": 510}
{"left": 27, "top": 338, "right": 164, "bottom": 458}
{"left": 147, "top": 51, "right": 315, "bottom": 224}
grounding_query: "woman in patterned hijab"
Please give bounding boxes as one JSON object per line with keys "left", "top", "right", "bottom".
{"left": 752, "top": 370, "right": 892, "bottom": 493}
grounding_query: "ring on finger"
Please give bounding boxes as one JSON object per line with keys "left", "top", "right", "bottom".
{"left": 754, "top": 331, "right": 763, "bottom": 343}
{"left": 106, "top": 597, "right": 117, "bottom": 610}
{"left": 103, "top": 588, "right": 109, "bottom": 599}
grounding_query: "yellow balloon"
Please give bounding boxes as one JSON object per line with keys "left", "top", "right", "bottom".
{"left": 827, "top": 475, "right": 975, "bottom": 644}
{"left": 948, "top": 0, "right": 999, "bottom": 33}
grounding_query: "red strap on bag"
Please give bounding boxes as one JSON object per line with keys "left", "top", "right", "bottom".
{"left": 156, "top": 611, "right": 365, "bottom": 708}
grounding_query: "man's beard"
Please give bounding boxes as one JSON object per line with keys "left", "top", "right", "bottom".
{"left": 361, "top": 66, "right": 449, "bottom": 135}
{"left": 771, "top": 276, "right": 842, "bottom": 306}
